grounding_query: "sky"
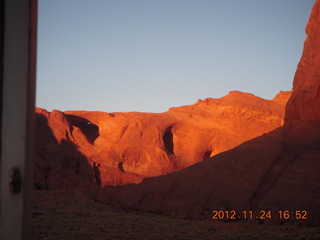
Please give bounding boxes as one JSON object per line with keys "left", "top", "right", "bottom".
{"left": 36, "top": 0, "right": 315, "bottom": 113}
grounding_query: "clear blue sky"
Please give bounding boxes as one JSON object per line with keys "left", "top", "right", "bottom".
{"left": 36, "top": 0, "right": 315, "bottom": 113}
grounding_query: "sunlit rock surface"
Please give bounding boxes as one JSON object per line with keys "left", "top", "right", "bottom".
{"left": 285, "top": 0, "right": 320, "bottom": 121}
{"left": 35, "top": 90, "right": 289, "bottom": 188}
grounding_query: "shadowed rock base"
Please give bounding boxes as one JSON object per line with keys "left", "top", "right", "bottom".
{"left": 96, "top": 120, "right": 320, "bottom": 225}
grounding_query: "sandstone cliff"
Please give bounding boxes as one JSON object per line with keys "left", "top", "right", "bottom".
{"left": 95, "top": 0, "right": 320, "bottom": 225}
{"left": 35, "top": 90, "right": 289, "bottom": 189}
{"left": 286, "top": 0, "right": 320, "bottom": 121}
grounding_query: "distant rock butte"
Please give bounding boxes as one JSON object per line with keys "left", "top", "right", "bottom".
{"left": 94, "top": 0, "right": 320, "bottom": 225}
{"left": 35, "top": 90, "right": 290, "bottom": 190}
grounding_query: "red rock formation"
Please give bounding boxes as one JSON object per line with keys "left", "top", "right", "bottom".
{"left": 35, "top": 90, "right": 289, "bottom": 189}
{"left": 95, "top": 0, "right": 320, "bottom": 225}
{"left": 285, "top": 0, "right": 320, "bottom": 121}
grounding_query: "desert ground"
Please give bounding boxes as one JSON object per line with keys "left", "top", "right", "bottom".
{"left": 33, "top": 190, "right": 320, "bottom": 240}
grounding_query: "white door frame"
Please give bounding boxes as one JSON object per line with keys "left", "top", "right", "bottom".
{"left": 0, "top": 0, "right": 37, "bottom": 239}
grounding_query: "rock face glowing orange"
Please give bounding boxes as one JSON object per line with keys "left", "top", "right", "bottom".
{"left": 35, "top": 90, "right": 289, "bottom": 188}
{"left": 286, "top": 0, "right": 320, "bottom": 121}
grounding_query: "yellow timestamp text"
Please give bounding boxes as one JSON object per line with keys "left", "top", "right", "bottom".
{"left": 212, "top": 210, "right": 308, "bottom": 220}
